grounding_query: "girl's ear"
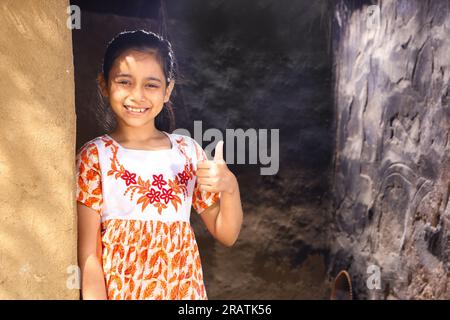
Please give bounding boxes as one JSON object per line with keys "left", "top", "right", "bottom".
{"left": 97, "top": 73, "right": 109, "bottom": 98}
{"left": 163, "top": 80, "right": 175, "bottom": 103}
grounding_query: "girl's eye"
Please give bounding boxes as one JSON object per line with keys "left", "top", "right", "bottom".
{"left": 145, "top": 84, "right": 159, "bottom": 88}
{"left": 117, "top": 80, "right": 131, "bottom": 86}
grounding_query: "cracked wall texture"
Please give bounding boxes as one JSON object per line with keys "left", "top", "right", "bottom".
{"left": 331, "top": 0, "right": 450, "bottom": 299}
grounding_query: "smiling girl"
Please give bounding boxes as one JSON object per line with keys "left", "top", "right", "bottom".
{"left": 76, "top": 30, "right": 243, "bottom": 300}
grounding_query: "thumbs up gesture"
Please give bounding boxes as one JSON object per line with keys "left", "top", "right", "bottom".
{"left": 196, "top": 141, "right": 237, "bottom": 194}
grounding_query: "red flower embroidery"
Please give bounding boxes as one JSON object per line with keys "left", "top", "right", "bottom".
{"left": 185, "top": 163, "right": 194, "bottom": 179}
{"left": 146, "top": 188, "right": 161, "bottom": 204}
{"left": 160, "top": 188, "right": 175, "bottom": 204}
{"left": 177, "top": 171, "right": 190, "bottom": 185}
{"left": 152, "top": 174, "right": 167, "bottom": 190}
{"left": 104, "top": 136, "right": 192, "bottom": 214}
{"left": 121, "top": 170, "right": 136, "bottom": 186}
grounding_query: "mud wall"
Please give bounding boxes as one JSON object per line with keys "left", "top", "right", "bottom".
{"left": 0, "top": 0, "right": 78, "bottom": 299}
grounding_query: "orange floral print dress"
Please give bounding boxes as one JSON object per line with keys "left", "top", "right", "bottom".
{"left": 76, "top": 131, "right": 219, "bottom": 300}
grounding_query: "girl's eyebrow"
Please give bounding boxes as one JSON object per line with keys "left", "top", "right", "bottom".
{"left": 115, "top": 73, "right": 162, "bottom": 82}
{"left": 145, "top": 77, "right": 162, "bottom": 82}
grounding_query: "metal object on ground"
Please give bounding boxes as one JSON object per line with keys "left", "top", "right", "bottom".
{"left": 331, "top": 270, "right": 353, "bottom": 300}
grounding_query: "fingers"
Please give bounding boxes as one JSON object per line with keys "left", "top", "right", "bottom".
{"left": 197, "top": 161, "right": 213, "bottom": 169}
{"left": 197, "top": 177, "right": 216, "bottom": 186}
{"left": 198, "top": 184, "right": 217, "bottom": 193}
{"left": 196, "top": 168, "right": 211, "bottom": 178}
{"left": 196, "top": 161, "right": 219, "bottom": 177}
{"left": 214, "top": 140, "right": 224, "bottom": 162}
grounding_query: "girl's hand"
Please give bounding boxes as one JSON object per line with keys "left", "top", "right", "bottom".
{"left": 196, "top": 141, "right": 238, "bottom": 195}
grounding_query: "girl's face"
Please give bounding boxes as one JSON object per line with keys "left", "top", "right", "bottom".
{"left": 100, "top": 48, "right": 174, "bottom": 130}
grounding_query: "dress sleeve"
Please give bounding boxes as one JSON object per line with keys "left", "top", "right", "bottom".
{"left": 76, "top": 142, "right": 103, "bottom": 215}
{"left": 191, "top": 139, "right": 220, "bottom": 214}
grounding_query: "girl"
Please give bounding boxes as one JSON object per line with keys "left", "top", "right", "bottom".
{"left": 76, "top": 30, "right": 243, "bottom": 300}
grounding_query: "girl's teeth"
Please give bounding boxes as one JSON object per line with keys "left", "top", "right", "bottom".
{"left": 126, "top": 106, "right": 146, "bottom": 113}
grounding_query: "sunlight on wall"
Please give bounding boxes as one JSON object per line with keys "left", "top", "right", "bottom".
{"left": 0, "top": 0, "right": 78, "bottom": 299}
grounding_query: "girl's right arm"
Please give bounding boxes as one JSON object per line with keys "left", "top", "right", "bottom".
{"left": 77, "top": 202, "right": 108, "bottom": 300}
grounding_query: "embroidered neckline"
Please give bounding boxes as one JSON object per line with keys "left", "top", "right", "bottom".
{"left": 104, "top": 131, "right": 174, "bottom": 152}
{"left": 102, "top": 135, "right": 195, "bottom": 215}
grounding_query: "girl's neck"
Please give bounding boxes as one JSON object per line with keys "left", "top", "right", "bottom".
{"left": 110, "top": 122, "right": 163, "bottom": 143}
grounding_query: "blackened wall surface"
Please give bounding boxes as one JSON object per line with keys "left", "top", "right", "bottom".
{"left": 332, "top": 0, "right": 450, "bottom": 299}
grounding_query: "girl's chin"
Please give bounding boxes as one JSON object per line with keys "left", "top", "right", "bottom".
{"left": 121, "top": 118, "right": 155, "bottom": 128}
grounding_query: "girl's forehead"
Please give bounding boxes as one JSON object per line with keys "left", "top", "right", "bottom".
{"left": 110, "top": 49, "right": 164, "bottom": 78}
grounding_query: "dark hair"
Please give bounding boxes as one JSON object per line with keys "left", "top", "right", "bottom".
{"left": 100, "top": 30, "right": 176, "bottom": 132}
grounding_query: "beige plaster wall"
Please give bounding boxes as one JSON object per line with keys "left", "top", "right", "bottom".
{"left": 0, "top": 0, "right": 78, "bottom": 299}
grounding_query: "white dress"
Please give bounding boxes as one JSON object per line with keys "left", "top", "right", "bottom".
{"left": 76, "top": 131, "right": 219, "bottom": 300}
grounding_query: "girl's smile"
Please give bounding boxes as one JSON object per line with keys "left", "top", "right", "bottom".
{"left": 123, "top": 104, "right": 151, "bottom": 115}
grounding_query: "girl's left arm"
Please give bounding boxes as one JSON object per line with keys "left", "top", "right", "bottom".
{"left": 196, "top": 141, "right": 244, "bottom": 247}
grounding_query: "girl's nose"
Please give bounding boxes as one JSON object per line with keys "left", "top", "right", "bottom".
{"left": 130, "top": 86, "right": 144, "bottom": 101}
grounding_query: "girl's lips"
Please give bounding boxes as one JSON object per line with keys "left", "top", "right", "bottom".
{"left": 123, "top": 105, "right": 150, "bottom": 116}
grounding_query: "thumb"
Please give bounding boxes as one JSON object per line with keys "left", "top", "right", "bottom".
{"left": 213, "top": 140, "right": 225, "bottom": 162}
